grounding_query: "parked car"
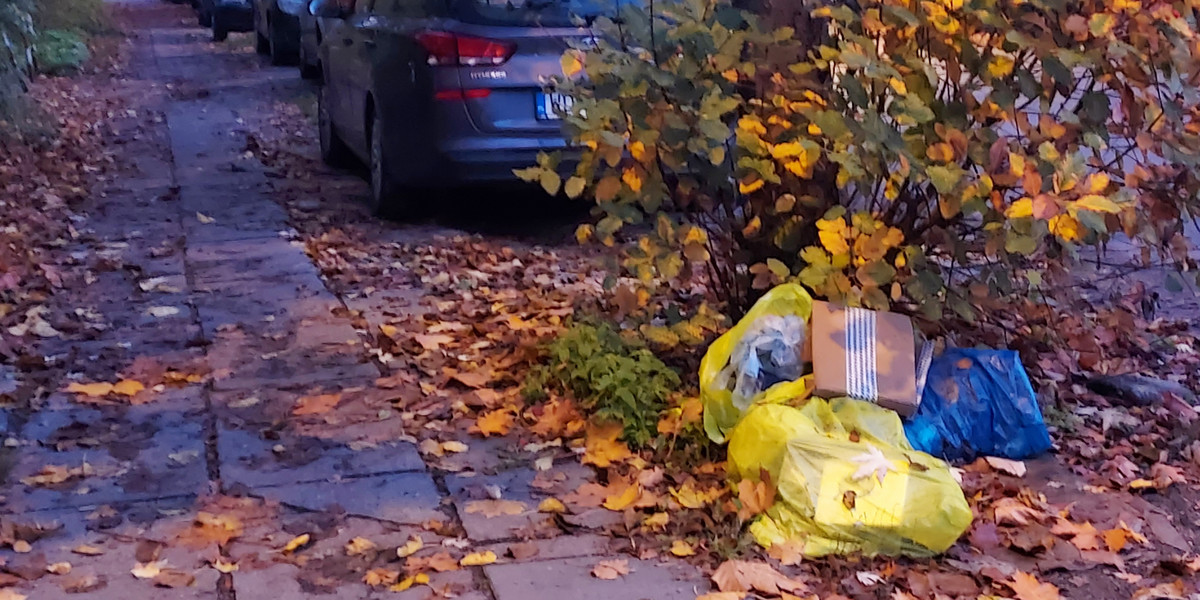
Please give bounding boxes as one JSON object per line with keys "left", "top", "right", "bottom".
{"left": 197, "top": 0, "right": 254, "bottom": 41}
{"left": 309, "top": 0, "right": 585, "bottom": 216}
{"left": 253, "top": 0, "right": 304, "bottom": 65}
{"left": 296, "top": 3, "right": 337, "bottom": 79}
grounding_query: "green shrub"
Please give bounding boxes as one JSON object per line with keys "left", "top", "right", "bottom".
{"left": 34, "top": 29, "right": 89, "bottom": 74}
{"left": 524, "top": 322, "right": 681, "bottom": 446}
{"left": 34, "top": 0, "right": 110, "bottom": 36}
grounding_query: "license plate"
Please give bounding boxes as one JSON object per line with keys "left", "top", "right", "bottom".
{"left": 536, "top": 92, "right": 573, "bottom": 120}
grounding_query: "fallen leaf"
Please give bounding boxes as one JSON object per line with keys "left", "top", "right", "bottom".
{"left": 450, "top": 369, "right": 491, "bottom": 388}
{"left": 46, "top": 562, "right": 71, "bottom": 575}
{"left": 985, "top": 456, "right": 1027, "bottom": 477}
{"left": 592, "top": 559, "right": 630, "bottom": 580}
{"left": 145, "top": 306, "right": 180, "bottom": 318}
{"left": 0, "top": 591, "right": 26, "bottom": 600}
{"left": 153, "top": 569, "right": 195, "bottom": 588}
{"left": 856, "top": 571, "right": 884, "bottom": 586}
{"left": 582, "top": 421, "right": 632, "bottom": 467}
{"left": 61, "top": 573, "right": 105, "bottom": 593}
{"left": 850, "top": 445, "right": 895, "bottom": 483}
{"left": 538, "top": 498, "right": 567, "bottom": 513}
{"left": 414, "top": 333, "right": 454, "bottom": 351}
{"left": 281, "top": 533, "right": 310, "bottom": 554}
{"left": 993, "top": 497, "right": 1044, "bottom": 526}
{"left": 131, "top": 560, "right": 166, "bottom": 580}
{"left": 766, "top": 540, "right": 804, "bottom": 566}
{"left": 196, "top": 212, "right": 215, "bottom": 224}
{"left": 736, "top": 473, "right": 775, "bottom": 521}
{"left": 293, "top": 393, "right": 341, "bottom": 416}
{"left": 72, "top": 545, "right": 104, "bottom": 556}
{"left": 345, "top": 537, "right": 377, "bottom": 556}
{"left": 695, "top": 594, "right": 745, "bottom": 600}
{"left": 212, "top": 558, "right": 238, "bottom": 573}
{"left": 506, "top": 542, "right": 540, "bottom": 560}
{"left": 1008, "top": 571, "right": 1061, "bottom": 600}
{"left": 711, "top": 560, "right": 807, "bottom": 595}
{"left": 460, "top": 551, "right": 497, "bottom": 566}
{"left": 471, "top": 408, "right": 515, "bottom": 437}
{"left": 364, "top": 568, "right": 399, "bottom": 587}
{"left": 396, "top": 536, "right": 424, "bottom": 558}
{"left": 603, "top": 483, "right": 641, "bottom": 511}
{"left": 12, "top": 540, "right": 31, "bottom": 553}
{"left": 643, "top": 512, "right": 670, "bottom": 530}
{"left": 465, "top": 499, "right": 526, "bottom": 518}
{"left": 1131, "top": 580, "right": 1186, "bottom": 600}
{"left": 670, "top": 540, "right": 696, "bottom": 557}
{"left": 389, "top": 573, "right": 430, "bottom": 592}
{"left": 408, "top": 551, "right": 459, "bottom": 572}
{"left": 442, "top": 441, "right": 469, "bottom": 453}
{"left": 65, "top": 382, "right": 114, "bottom": 397}
{"left": 670, "top": 482, "right": 723, "bottom": 509}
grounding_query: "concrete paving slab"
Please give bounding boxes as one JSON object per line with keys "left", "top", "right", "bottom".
{"left": 253, "top": 473, "right": 443, "bottom": 524}
{"left": 484, "top": 556, "right": 708, "bottom": 600}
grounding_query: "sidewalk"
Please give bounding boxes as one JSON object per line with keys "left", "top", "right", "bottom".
{"left": 0, "top": 2, "right": 707, "bottom": 598}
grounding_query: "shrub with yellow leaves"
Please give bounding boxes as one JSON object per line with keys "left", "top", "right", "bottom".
{"left": 518, "top": 0, "right": 1200, "bottom": 318}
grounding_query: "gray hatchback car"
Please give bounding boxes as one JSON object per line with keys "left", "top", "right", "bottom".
{"left": 310, "top": 0, "right": 588, "bottom": 216}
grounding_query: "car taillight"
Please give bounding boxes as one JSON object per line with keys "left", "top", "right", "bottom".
{"left": 416, "top": 31, "right": 515, "bottom": 67}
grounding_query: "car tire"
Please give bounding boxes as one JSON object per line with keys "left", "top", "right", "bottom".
{"left": 368, "top": 110, "right": 414, "bottom": 218}
{"left": 298, "top": 46, "right": 320, "bottom": 79}
{"left": 212, "top": 16, "right": 229, "bottom": 41}
{"left": 268, "top": 10, "right": 298, "bottom": 66}
{"left": 318, "top": 85, "right": 354, "bottom": 168}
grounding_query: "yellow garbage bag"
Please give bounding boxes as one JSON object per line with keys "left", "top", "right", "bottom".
{"left": 701, "top": 283, "right": 815, "bottom": 443}
{"left": 728, "top": 399, "right": 972, "bottom": 558}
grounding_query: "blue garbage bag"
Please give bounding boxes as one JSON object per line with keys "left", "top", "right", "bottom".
{"left": 904, "top": 348, "right": 1051, "bottom": 463}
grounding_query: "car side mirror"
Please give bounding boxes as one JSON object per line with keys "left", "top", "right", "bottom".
{"left": 309, "top": 0, "right": 347, "bottom": 18}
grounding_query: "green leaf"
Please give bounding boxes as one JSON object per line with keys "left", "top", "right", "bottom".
{"left": 766, "top": 258, "right": 790, "bottom": 279}
{"left": 856, "top": 260, "right": 896, "bottom": 287}
{"left": 926, "top": 165, "right": 962, "bottom": 195}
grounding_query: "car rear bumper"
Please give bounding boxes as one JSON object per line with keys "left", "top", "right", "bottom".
{"left": 437, "top": 140, "right": 579, "bottom": 184}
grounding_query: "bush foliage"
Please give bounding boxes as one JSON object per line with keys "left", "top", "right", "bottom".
{"left": 520, "top": 0, "right": 1200, "bottom": 324}
{"left": 524, "top": 322, "right": 681, "bottom": 446}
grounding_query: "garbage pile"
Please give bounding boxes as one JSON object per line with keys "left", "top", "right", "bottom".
{"left": 701, "top": 284, "right": 1053, "bottom": 558}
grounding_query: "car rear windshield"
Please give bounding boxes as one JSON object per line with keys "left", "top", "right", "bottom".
{"left": 450, "top": 0, "right": 625, "bottom": 27}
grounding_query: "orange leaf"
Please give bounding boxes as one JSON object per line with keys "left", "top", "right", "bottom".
{"left": 464, "top": 499, "right": 526, "bottom": 518}
{"left": 65, "top": 382, "right": 114, "bottom": 397}
{"left": 112, "top": 380, "right": 145, "bottom": 397}
{"left": 471, "top": 409, "right": 515, "bottom": 437}
{"left": 602, "top": 483, "right": 641, "bottom": 511}
{"left": 1008, "top": 571, "right": 1061, "bottom": 600}
{"left": 582, "top": 421, "right": 631, "bottom": 467}
{"left": 711, "top": 560, "right": 807, "bottom": 595}
{"left": 293, "top": 393, "right": 341, "bottom": 416}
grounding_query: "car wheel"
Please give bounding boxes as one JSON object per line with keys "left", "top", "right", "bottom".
{"left": 368, "top": 110, "right": 412, "bottom": 218}
{"left": 318, "top": 85, "right": 353, "bottom": 168}
{"left": 254, "top": 10, "right": 270, "bottom": 54}
{"left": 212, "top": 15, "right": 229, "bottom": 41}
{"left": 268, "top": 11, "right": 298, "bottom": 66}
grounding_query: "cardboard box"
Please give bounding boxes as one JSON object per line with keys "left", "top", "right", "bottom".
{"left": 809, "top": 301, "right": 919, "bottom": 415}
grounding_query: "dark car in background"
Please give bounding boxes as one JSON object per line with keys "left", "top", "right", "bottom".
{"left": 309, "top": 0, "right": 587, "bottom": 216}
{"left": 254, "top": 0, "right": 305, "bottom": 64}
{"left": 296, "top": 3, "right": 339, "bottom": 79}
{"left": 197, "top": 0, "right": 255, "bottom": 41}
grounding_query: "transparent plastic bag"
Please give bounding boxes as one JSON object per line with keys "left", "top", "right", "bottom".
{"left": 701, "top": 284, "right": 814, "bottom": 443}
{"left": 728, "top": 397, "right": 972, "bottom": 558}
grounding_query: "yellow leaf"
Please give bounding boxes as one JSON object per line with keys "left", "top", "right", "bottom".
{"left": 583, "top": 421, "right": 632, "bottom": 467}
{"left": 196, "top": 212, "right": 216, "bottom": 224}
{"left": 818, "top": 230, "right": 850, "bottom": 256}
{"left": 622, "top": 168, "right": 643, "bottom": 193}
{"left": 603, "top": 484, "right": 641, "bottom": 511}
{"left": 112, "top": 380, "right": 145, "bottom": 397}
{"left": 770, "top": 142, "right": 804, "bottom": 160}
{"left": 630, "top": 140, "right": 647, "bottom": 162}
{"left": 738, "top": 178, "right": 765, "bottom": 195}
{"left": 538, "top": 498, "right": 567, "bottom": 513}
{"left": 1085, "top": 173, "right": 1110, "bottom": 193}
{"left": 988, "top": 55, "right": 1015, "bottom": 78}
{"left": 807, "top": 123, "right": 822, "bottom": 135}
{"left": 888, "top": 77, "right": 907, "bottom": 94}
{"left": 471, "top": 409, "right": 514, "bottom": 437}
{"left": 460, "top": 551, "right": 497, "bottom": 567}
{"left": 670, "top": 482, "right": 720, "bottom": 509}
{"left": 1048, "top": 214, "right": 1082, "bottom": 241}
{"left": 12, "top": 540, "right": 31, "bottom": 553}
{"left": 1006, "top": 197, "right": 1034, "bottom": 219}
{"left": 281, "top": 533, "right": 310, "bottom": 554}
{"left": 131, "top": 560, "right": 166, "bottom": 580}
{"left": 564, "top": 176, "right": 586, "bottom": 199}
{"left": 396, "top": 536, "right": 424, "bottom": 558}
{"left": 736, "top": 116, "right": 766, "bottom": 136}
{"left": 721, "top": 69, "right": 739, "bottom": 82}
{"left": 926, "top": 143, "right": 955, "bottom": 162}
{"left": 1074, "top": 194, "right": 1121, "bottom": 214}
{"left": 575, "top": 224, "right": 594, "bottom": 244}
{"left": 72, "top": 545, "right": 104, "bottom": 556}
{"left": 643, "top": 512, "right": 670, "bottom": 530}
{"left": 1008, "top": 571, "right": 1061, "bottom": 600}
{"left": 364, "top": 567, "right": 399, "bottom": 587}
{"left": 669, "top": 540, "right": 696, "bottom": 557}
{"left": 561, "top": 50, "right": 584, "bottom": 77}
{"left": 345, "top": 537, "right": 377, "bottom": 556}
{"left": 65, "top": 382, "right": 114, "bottom": 397}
